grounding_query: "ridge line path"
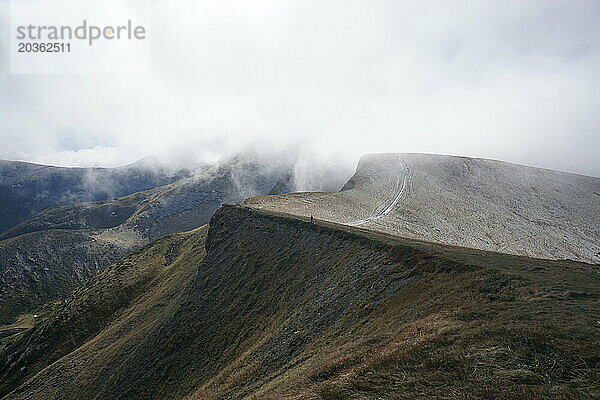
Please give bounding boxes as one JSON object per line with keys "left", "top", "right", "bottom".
{"left": 347, "top": 158, "right": 413, "bottom": 226}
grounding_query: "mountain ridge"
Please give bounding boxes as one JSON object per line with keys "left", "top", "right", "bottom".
{"left": 0, "top": 153, "right": 598, "bottom": 399}
{"left": 245, "top": 152, "right": 600, "bottom": 264}
{"left": 1, "top": 204, "right": 597, "bottom": 399}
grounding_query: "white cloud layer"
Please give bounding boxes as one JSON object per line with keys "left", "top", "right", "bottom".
{"left": 1, "top": 0, "right": 599, "bottom": 176}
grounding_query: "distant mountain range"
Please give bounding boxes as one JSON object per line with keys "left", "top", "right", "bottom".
{"left": 0, "top": 157, "right": 191, "bottom": 234}
{"left": 0, "top": 156, "right": 295, "bottom": 242}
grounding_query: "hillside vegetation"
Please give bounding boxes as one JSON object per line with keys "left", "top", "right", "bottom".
{"left": 0, "top": 156, "right": 294, "bottom": 328}
{"left": 1, "top": 206, "right": 598, "bottom": 399}
{"left": 0, "top": 229, "right": 130, "bottom": 326}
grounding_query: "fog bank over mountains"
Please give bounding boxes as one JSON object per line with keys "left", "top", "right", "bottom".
{"left": 1, "top": 1, "right": 600, "bottom": 176}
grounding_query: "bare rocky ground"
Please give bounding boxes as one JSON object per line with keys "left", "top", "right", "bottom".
{"left": 245, "top": 153, "right": 600, "bottom": 264}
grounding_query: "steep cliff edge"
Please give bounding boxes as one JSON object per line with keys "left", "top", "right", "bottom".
{"left": 1, "top": 205, "right": 598, "bottom": 399}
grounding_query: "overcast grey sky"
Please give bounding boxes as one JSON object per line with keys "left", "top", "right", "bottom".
{"left": 1, "top": 0, "right": 599, "bottom": 176}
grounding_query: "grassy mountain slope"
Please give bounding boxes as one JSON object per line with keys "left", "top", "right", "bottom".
{"left": 1, "top": 206, "right": 598, "bottom": 399}
{"left": 0, "top": 156, "right": 294, "bottom": 328}
{"left": 0, "top": 158, "right": 189, "bottom": 234}
{"left": 0, "top": 230, "right": 132, "bottom": 327}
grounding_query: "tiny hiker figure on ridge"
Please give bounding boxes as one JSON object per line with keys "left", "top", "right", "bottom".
{"left": 310, "top": 215, "right": 314, "bottom": 223}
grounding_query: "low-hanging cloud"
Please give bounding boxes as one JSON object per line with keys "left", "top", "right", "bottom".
{"left": 0, "top": 0, "right": 599, "bottom": 179}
